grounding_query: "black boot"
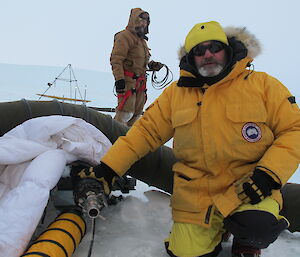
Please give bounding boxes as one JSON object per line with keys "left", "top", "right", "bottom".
{"left": 232, "top": 253, "right": 261, "bottom": 257}
{"left": 232, "top": 241, "right": 261, "bottom": 257}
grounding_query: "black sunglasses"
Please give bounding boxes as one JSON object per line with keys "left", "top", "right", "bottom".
{"left": 192, "top": 41, "right": 225, "bottom": 56}
{"left": 139, "top": 12, "right": 150, "bottom": 23}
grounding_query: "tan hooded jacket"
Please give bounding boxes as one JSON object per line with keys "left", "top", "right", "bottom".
{"left": 110, "top": 8, "right": 151, "bottom": 81}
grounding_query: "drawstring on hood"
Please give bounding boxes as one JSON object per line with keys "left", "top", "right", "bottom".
{"left": 244, "top": 63, "right": 255, "bottom": 80}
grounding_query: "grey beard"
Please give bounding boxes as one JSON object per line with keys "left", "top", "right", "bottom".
{"left": 135, "top": 26, "right": 147, "bottom": 36}
{"left": 198, "top": 64, "right": 224, "bottom": 77}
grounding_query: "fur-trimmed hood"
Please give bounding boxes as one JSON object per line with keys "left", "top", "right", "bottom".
{"left": 126, "top": 8, "right": 149, "bottom": 39}
{"left": 177, "top": 26, "right": 262, "bottom": 88}
{"left": 178, "top": 26, "right": 261, "bottom": 60}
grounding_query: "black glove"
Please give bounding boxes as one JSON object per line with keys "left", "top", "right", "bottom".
{"left": 148, "top": 60, "right": 164, "bottom": 71}
{"left": 76, "top": 162, "right": 118, "bottom": 195}
{"left": 235, "top": 169, "right": 281, "bottom": 205}
{"left": 115, "top": 79, "right": 125, "bottom": 94}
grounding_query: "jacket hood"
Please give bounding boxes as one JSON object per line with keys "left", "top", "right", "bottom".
{"left": 126, "top": 8, "right": 149, "bottom": 38}
{"left": 178, "top": 26, "right": 261, "bottom": 60}
{"left": 177, "top": 26, "right": 261, "bottom": 87}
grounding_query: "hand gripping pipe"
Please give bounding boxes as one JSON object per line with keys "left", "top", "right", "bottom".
{"left": 0, "top": 100, "right": 299, "bottom": 233}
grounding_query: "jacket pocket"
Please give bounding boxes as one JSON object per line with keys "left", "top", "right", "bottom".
{"left": 225, "top": 102, "right": 274, "bottom": 161}
{"left": 226, "top": 103, "right": 267, "bottom": 123}
{"left": 123, "top": 59, "right": 133, "bottom": 67}
{"left": 172, "top": 108, "right": 199, "bottom": 149}
{"left": 171, "top": 173, "right": 202, "bottom": 212}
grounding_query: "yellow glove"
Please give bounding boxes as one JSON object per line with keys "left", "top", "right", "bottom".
{"left": 74, "top": 162, "right": 118, "bottom": 195}
{"left": 235, "top": 169, "right": 281, "bottom": 205}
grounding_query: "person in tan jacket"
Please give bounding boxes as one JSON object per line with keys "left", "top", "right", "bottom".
{"left": 110, "top": 8, "right": 163, "bottom": 126}
{"left": 93, "top": 21, "right": 300, "bottom": 256}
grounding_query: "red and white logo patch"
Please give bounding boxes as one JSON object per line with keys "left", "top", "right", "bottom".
{"left": 242, "top": 123, "right": 262, "bottom": 143}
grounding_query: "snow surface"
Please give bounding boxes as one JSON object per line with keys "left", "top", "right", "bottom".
{"left": 69, "top": 181, "right": 300, "bottom": 257}
{"left": 1, "top": 63, "right": 299, "bottom": 256}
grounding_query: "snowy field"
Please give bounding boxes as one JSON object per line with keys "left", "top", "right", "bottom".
{"left": 69, "top": 182, "right": 300, "bottom": 257}
{"left": 1, "top": 63, "right": 299, "bottom": 256}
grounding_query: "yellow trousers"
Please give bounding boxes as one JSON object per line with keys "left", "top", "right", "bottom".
{"left": 166, "top": 198, "right": 287, "bottom": 257}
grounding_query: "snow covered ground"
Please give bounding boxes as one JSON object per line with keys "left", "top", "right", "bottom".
{"left": 0, "top": 63, "right": 299, "bottom": 256}
{"left": 69, "top": 182, "right": 300, "bottom": 257}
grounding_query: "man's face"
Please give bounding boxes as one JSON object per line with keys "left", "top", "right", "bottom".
{"left": 136, "top": 13, "right": 149, "bottom": 34}
{"left": 193, "top": 41, "right": 227, "bottom": 77}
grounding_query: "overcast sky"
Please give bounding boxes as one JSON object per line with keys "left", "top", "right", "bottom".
{"left": 0, "top": 1, "right": 299, "bottom": 180}
{"left": 0, "top": 0, "right": 300, "bottom": 98}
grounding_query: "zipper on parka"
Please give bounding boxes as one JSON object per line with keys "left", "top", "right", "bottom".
{"left": 204, "top": 205, "right": 213, "bottom": 224}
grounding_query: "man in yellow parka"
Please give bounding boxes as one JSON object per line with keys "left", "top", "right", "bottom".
{"left": 94, "top": 21, "right": 300, "bottom": 256}
{"left": 110, "top": 8, "right": 163, "bottom": 126}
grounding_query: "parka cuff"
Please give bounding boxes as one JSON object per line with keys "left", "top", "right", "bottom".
{"left": 256, "top": 166, "right": 282, "bottom": 185}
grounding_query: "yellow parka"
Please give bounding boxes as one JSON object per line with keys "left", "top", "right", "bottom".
{"left": 102, "top": 26, "right": 300, "bottom": 227}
